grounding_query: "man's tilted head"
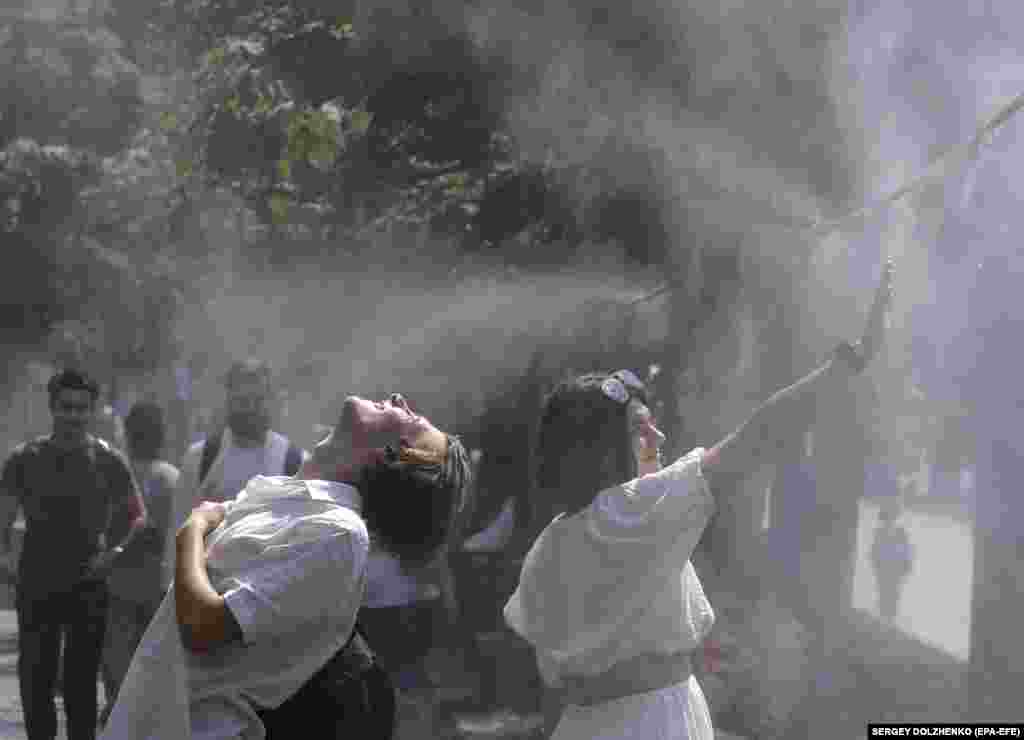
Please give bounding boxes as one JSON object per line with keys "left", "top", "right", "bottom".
{"left": 308, "top": 393, "right": 471, "bottom": 566}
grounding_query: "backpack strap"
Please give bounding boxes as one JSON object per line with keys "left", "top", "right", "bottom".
{"left": 201, "top": 434, "right": 298, "bottom": 482}
{"left": 198, "top": 432, "right": 223, "bottom": 486}
{"left": 283, "top": 443, "right": 303, "bottom": 477}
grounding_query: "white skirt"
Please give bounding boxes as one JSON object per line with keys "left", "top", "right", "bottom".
{"left": 550, "top": 675, "right": 714, "bottom": 740}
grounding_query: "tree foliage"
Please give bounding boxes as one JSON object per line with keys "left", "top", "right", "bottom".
{"left": 0, "top": 19, "right": 143, "bottom": 155}
{"left": 161, "top": 2, "right": 581, "bottom": 256}
{"left": 1, "top": 0, "right": 861, "bottom": 414}
{"left": 0, "top": 9, "right": 178, "bottom": 375}
{"left": 157, "top": 0, "right": 856, "bottom": 278}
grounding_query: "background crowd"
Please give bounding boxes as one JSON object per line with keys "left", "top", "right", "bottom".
{"left": 1, "top": 318, "right": 964, "bottom": 740}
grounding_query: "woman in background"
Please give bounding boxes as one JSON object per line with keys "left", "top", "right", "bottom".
{"left": 870, "top": 494, "right": 914, "bottom": 626}
{"left": 100, "top": 401, "right": 178, "bottom": 723}
{"left": 505, "top": 263, "right": 893, "bottom": 739}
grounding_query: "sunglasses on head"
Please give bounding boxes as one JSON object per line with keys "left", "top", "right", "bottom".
{"left": 599, "top": 369, "right": 645, "bottom": 405}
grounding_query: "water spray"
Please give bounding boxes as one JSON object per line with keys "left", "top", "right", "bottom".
{"left": 628, "top": 89, "right": 1024, "bottom": 309}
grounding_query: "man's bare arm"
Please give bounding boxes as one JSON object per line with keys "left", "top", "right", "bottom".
{"left": 85, "top": 452, "right": 150, "bottom": 579}
{"left": 175, "top": 505, "right": 242, "bottom": 652}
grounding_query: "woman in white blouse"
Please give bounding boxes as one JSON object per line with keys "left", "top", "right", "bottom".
{"left": 505, "top": 262, "right": 893, "bottom": 739}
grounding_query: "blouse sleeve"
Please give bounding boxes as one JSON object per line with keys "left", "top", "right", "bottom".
{"left": 505, "top": 448, "right": 716, "bottom": 670}
{"left": 585, "top": 447, "right": 716, "bottom": 554}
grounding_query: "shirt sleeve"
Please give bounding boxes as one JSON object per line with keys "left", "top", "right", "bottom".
{"left": 0, "top": 452, "right": 24, "bottom": 550}
{"left": 222, "top": 530, "right": 365, "bottom": 644}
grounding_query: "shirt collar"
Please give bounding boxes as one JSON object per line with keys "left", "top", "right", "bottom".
{"left": 302, "top": 478, "right": 362, "bottom": 513}
{"left": 233, "top": 475, "right": 362, "bottom": 515}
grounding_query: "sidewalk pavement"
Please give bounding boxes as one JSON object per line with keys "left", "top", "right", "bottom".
{"left": 0, "top": 609, "right": 29, "bottom": 740}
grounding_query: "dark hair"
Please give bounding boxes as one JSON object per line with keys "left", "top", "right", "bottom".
{"left": 47, "top": 369, "right": 100, "bottom": 406}
{"left": 359, "top": 435, "right": 472, "bottom": 567}
{"left": 224, "top": 358, "right": 272, "bottom": 390}
{"left": 124, "top": 401, "right": 166, "bottom": 461}
{"left": 533, "top": 372, "right": 639, "bottom": 522}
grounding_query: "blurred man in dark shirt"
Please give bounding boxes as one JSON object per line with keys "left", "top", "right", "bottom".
{"left": 0, "top": 369, "right": 147, "bottom": 740}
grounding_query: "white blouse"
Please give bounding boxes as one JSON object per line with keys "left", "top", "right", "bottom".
{"left": 504, "top": 448, "right": 716, "bottom": 687}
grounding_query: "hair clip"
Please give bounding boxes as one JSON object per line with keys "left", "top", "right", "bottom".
{"left": 600, "top": 377, "right": 630, "bottom": 405}
{"left": 611, "top": 369, "right": 645, "bottom": 392}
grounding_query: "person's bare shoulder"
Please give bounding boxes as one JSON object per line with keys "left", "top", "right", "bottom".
{"left": 153, "top": 460, "right": 182, "bottom": 488}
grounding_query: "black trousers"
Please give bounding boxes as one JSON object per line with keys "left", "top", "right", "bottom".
{"left": 256, "top": 626, "right": 396, "bottom": 740}
{"left": 359, "top": 601, "right": 438, "bottom": 678}
{"left": 257, "top": 662, "right": 395, "bottom": 740}
{"left": 16, "top": 580, "right": 108, "bottom": 740}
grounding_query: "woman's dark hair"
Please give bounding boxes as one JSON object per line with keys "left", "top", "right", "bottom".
{"left": 47, "top": 369, "right": 100, "bottom": 406}
{"left": 359, "top": 435, "right": 472, "bottom": 567}
{"left": 533, "top": 372, "right": 640, "bottom": 522}
{"left": 124, "top": 401, "right": 166, "bottom": 461}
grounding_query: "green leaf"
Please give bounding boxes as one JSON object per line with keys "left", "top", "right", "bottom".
{"left": 285, "top": 112, "right": 308, "bottom": 158}
{"left": 309, "top": 133, "right": 338, "bottom": 165}
{"left": 443, "top": 172, "right": 468, "bottom": 196}
{"left": 350, "top": 109, "right": 373, "bottom": 134}
{"left": 309, "top": 146, "right": 334, "bottom": 166}
{"left": 277, "top": 159, "right": 291, "bottom": 179}
{"left": 286, "top": 128, "right": 309, "bottom": 161}
{"left": 254, "top": 95, "right": 273, "bottom": 115}
{"left": 286, "top": 110, "right": 339, "bottom": 165}
{"left": 206, "top": 46, "right": 227, "bottom": 67}
{"left": 224, "top": 96, "right": 241, "bottom": 114}
{"left": 159, "top": 111, "right": 178, "bottom": 131}
{"left": 175, "top": 159, "right": 193, "bottom": 178}
{"left": 269, "top": 192, "right": 289, "bottom": 223}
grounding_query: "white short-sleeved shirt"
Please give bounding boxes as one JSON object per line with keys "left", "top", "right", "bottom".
{"left": 504, "top": 448, "right": 717, "bottom": 687}
{"left": 102, "top": 475, "right": 369, "bottom": 740}
{"left": 168, "top": 430, "right": 305, "bottom": 586}
{"left": 178, "top": 430, "right": 296, "bottom": 515}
